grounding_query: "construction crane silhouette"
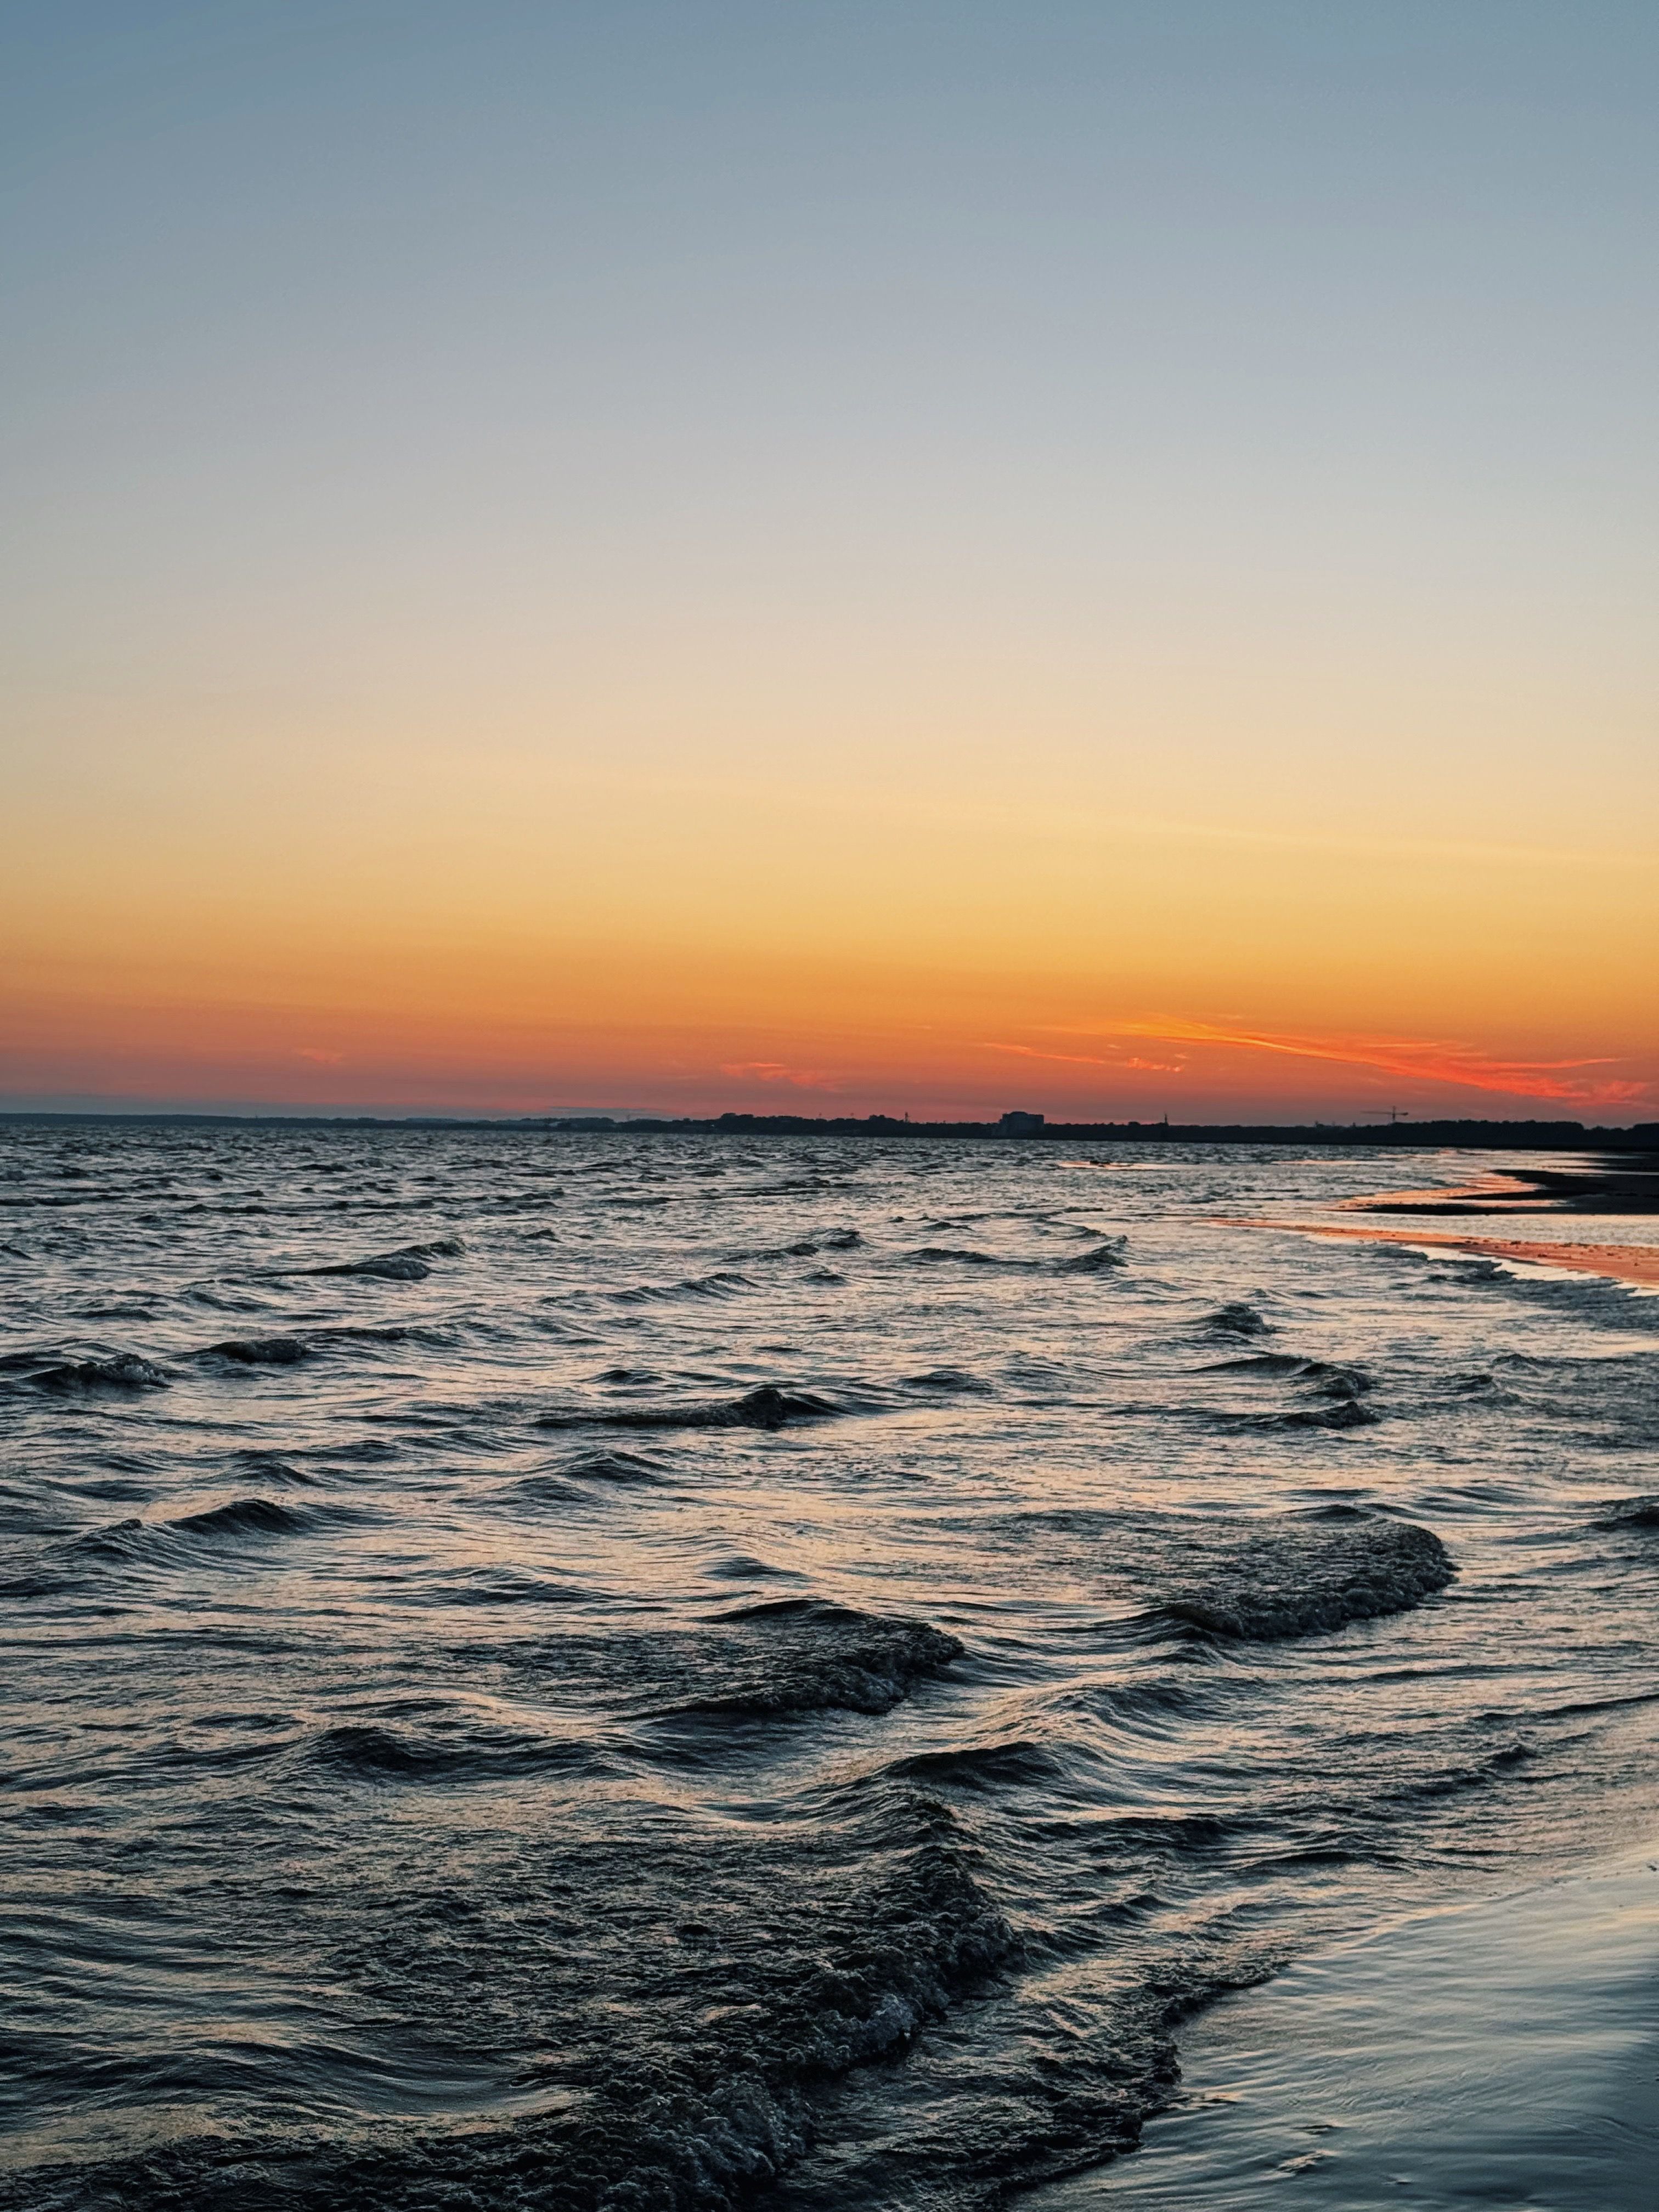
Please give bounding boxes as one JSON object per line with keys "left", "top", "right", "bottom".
{"left": 1361, "top": 1107, "right": 1412, "bottom": 1125}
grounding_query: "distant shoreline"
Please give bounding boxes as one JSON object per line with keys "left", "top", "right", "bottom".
{"left": 3, "top": 1109, "right": 1656, "bottom": 1153}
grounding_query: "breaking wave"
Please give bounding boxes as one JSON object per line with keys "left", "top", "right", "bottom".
{"left": 167, "top": 1496, "right": 314, "bottom": 1539}
{"left": 201, "top": 1334, "right": 311, "bottom": 1365}
{"left": 609, "top": 1268, "right": 757, "bottom": 1305}
{"left": 1592, "top": 1494, "right": 1659, "bottom": 1531}
{"left": 666, "top": 1598, "right": 963, "bottom": 1717}
{"left": 1153, "top": 1512, "right": 1454, "bottom": 1640}
{"left": 474, "top": 1599, "right": 963, "bottom": 1723}
{"left": 1203, "top": 1301, "right": 1272, "bottom": 1336}
{"left": 1055, "top": 1237, "right": 1128, "bottom": 1272}
{"left": 535, "top": 1382, "right": 841, "bottom": 1431}
{"left": 0, "top": 1348, "right": 171, "bottom": 1390}
{"left": 297, "top": 1236, "right": 465, "bottom": 1281}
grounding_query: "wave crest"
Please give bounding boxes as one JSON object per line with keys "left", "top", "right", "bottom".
{"left": 536, "top": 1383, "right": 838, "bottom": 1432}
{"left": 1, "top": 1350, "right": 170, "bottom": 1391}
{"left": 1156, "top": 1513, "right": 1454, "bottom": 1640}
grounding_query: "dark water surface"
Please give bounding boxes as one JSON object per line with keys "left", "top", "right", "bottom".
{"left": 3, "top": 1128, "right": 1656, "bottom": 2209}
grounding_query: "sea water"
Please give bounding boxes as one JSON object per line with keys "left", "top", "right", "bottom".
{"left": 2, "top": 1127, "right": 1655, "bottom": 2209}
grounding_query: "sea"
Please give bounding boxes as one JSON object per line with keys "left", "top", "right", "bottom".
{"left": 2, "top": 1124, "right": 1656, "bottom": 2211}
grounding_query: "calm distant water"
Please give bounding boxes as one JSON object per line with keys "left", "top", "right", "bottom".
{"left": 3, "top": 1127, "right": 1656, "bottom": 2211}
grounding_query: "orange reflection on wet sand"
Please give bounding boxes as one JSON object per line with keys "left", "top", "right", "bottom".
{"left": 1335, "top": 1172, "right": 1550, "bottom": 1213}
{"left": 1226, "top": 1221, "right": 1659, "bottom": 1290}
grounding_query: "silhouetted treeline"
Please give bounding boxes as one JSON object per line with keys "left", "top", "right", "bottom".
{"left": 8, "top": 1110, "right": 1656, "bottom": 1152}
{"left": 546, "top": 1114, "right": 1657, "bottom": 1150}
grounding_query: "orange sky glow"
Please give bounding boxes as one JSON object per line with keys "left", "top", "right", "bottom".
{"left": 5, "top": 12, "right": 1655, "bottom": 1124}
{"left": 5, "top": 716, "right": 1654, "bottom": 1120}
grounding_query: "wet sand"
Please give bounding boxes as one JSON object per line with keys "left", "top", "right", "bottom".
{"left": 1341, "top": 1153, "right": 1659, "bottom": 1219}
{"left": 1028, "top": 1847, "right": 1659, "bottom": 2210}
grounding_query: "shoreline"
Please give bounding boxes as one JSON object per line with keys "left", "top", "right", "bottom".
{"left": 1029, "top": 1844, "right": 1659, "bottom": 2209}
{"left": 1226, "top": 1218, "right": 1659, "bottom": 1289}
{"left": 1342, "top": 1154, "right": 1659, "bottom": 1218}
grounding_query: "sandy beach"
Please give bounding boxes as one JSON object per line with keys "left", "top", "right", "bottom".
{"left": 1026, "top": 1846, "right": 1659, "bottom": 2209}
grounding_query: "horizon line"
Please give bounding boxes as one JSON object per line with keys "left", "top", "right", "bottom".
{"left": 2, "top": 1106, "right": 1653, "bottom": 1137}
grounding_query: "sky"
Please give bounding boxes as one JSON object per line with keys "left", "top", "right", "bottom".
{"left": 3, "top": 2, "right": 1655, "bottom": 1122}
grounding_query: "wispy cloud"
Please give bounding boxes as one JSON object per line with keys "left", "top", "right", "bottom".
{"left": 622, "top": 768, "right": 1658, "bottom": 876}
{"left": 984, "top": 1022, "right": 1650, "bottom": 1107}
{"left": 720, "top": 1061, "right": 839, "bottom": 1091}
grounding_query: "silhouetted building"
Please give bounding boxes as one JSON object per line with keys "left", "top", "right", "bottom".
{"left": 999, "top": 1110, "right": 1045, "bottom": 1136}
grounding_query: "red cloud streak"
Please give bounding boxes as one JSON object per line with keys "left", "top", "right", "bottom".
{"left": 989, "top": 1023, "right": 1649, "bottom": 1108}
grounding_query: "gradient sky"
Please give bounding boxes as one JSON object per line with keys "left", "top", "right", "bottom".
{"left": 4, "top": 2, "right": 1655, "bottom": 1120}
